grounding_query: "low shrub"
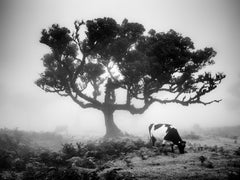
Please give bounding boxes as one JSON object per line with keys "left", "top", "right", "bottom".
{"left": 61, "top": 138, "right": 149, "bottom": 161}
{"left": 62, "top": 143, "right": 77, "bottom": 159}
{"left": 13, "top": 158, "right": 26, "bottom": 171}
{"left": 83, "top": 139, "right": 148, "bottom": 160}
{"left": 0, "top": 149, "right": 13, "bottom": 170}
{"left": 235, "top": 147, "right": 240, "bottom": 156}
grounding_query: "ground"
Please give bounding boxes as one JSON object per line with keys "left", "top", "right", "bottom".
{"left": 0, "top": 128, "right": 240, "bottom": 179}
{"left": 104, "top": 136, "right": 240, "bottom": 179}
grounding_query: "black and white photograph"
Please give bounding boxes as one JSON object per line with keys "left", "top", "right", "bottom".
{"left": 0, "top": 0, "right": 240, "bottom": 179}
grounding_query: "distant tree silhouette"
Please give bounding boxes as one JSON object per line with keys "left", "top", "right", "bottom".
{"left": 36, "top": 17, "right": 225, "bottom": 138}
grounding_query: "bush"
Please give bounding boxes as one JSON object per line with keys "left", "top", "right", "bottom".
{"left": 83, "top": 138, "right": 149, "bottom": 160}
{"left": 235, "top": 147, "right": 240, "bottom": 156}
{"left": 0, "top": 149, "right": 13, "bottom": 170}
{"left": 0, "top": 171, "right": 18, "bottom": 180}
{"left": 133, "top": 138, "right": 149, "bottom": 149}
{"left": 62, "top": 143, "right": 77, "bottom": 159}
{"left": 0, "top": 133, "right": 19, "bottom": 153}
{"left": 0, "top": 129, "right": 151, "bottom": 179}
{"left": 61, "top": 138, "right": 149, "bottom": 161}
{"left": 76, "top": 142, "right": 87, "bottom": 157}
{"left": 44, "top": 168, "right": 83, "bottom": 180}
{"left": 75, "top": 157, "right": 96, "bottom": 169}
{"left": 13, "top": 158, "right": 26, "bottom": 171}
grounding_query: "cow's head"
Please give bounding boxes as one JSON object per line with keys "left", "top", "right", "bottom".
{"left": 177, "top": 141, "right": 186, "bottom": 154}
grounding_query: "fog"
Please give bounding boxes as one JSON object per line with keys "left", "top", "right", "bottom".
{"left": 0, "top": 0, "right": 240, "bottom": 137}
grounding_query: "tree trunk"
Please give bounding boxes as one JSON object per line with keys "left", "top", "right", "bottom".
{"left": 103, "top": 108, "right": 123, "bottom": 138}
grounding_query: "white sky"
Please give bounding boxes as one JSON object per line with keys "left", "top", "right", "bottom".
{"left": 0, "top": 0, "right": 239, "bottom": 136}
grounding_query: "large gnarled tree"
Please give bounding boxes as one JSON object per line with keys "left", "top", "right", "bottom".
{"left": 36, "top": 17, "right": 225, "bottom": 138}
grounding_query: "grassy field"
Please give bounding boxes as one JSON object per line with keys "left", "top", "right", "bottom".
{"left": 0, "top": 128, "right": 240, "bottom": 179}
{"left": 111, "top": 136, "right": 240, "bottom": 179}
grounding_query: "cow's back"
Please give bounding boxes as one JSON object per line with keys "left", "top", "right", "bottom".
{"left": 149, "top": 124, "right": 173, "bottom": 141}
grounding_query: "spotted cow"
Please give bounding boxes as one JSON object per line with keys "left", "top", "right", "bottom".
{"left": 149, "top": 123, "right": 186, "bottom": 154}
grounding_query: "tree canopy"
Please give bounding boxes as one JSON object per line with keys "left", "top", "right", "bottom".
{"left": 36, "top": 17, "right": 225, "bottom": 137}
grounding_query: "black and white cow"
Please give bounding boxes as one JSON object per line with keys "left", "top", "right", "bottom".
{"left": 149, "top": 123, "right": 186, "bottom": 154}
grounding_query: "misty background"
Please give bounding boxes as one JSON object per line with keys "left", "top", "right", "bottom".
{"left": 0, "top": 0, "right": 239, "bottom": 136}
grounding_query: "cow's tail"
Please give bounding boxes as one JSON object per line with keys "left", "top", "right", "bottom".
{"left": 148, "top": 123, "right": 154, "bottom": 137}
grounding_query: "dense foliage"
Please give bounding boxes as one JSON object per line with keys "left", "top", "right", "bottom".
{"left": 0, "top": 129, "right": 148, "bottom": 179}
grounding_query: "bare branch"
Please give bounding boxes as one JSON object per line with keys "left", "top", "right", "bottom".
{"left": 152, "top": 96, "right": 222, "bottom": 106}
{"left": 113, "top": 99, "right": 154, "bottom": 114}
{"left": 70, "top": 81, "right": 102, "bottom": 107}
{"left": 68, "top": 92, "right": 100, "bottom": 109}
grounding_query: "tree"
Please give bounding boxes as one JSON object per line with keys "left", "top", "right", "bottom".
{"left": 36, "top": 17, "right": 226, "bottom": 138}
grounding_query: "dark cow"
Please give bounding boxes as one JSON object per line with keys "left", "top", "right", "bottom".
{"left": 149, "top": 123, "right": 186, "bottom": 154}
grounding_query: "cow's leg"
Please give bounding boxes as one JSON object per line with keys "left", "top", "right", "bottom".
{"left": 161, "top": 140, "right": 167, "bottom": 154}
{"left": 151, "top": 136, "right": 156, "bottom": 146}
{"left": 171, "top": 144, "right": 174, "bottom": 153}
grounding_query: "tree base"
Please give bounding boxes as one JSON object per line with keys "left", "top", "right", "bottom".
{"left": 104, "top": 130, "right": 124, "bottom": 139}
{"left": 103, "top": 108, "right": 124, "bottom": 139}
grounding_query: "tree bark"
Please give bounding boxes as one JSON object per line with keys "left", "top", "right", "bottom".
{"left": 103, "top": 107, "right": 123, "bottom": 138}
